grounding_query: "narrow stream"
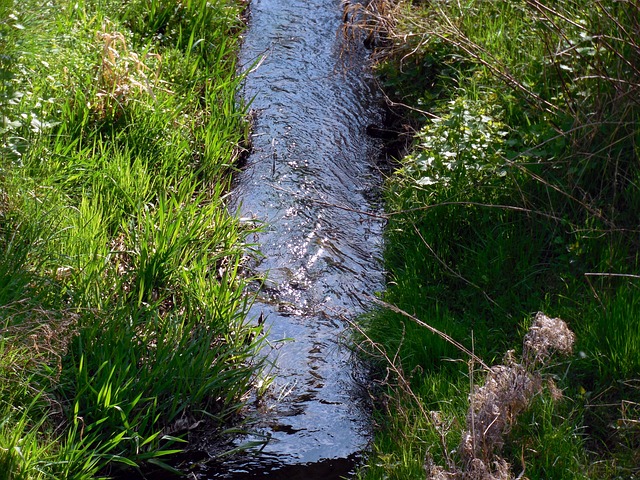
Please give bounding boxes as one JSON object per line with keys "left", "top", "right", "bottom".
{"left": 193, "top": 0, "right": 384, "bottom": 477}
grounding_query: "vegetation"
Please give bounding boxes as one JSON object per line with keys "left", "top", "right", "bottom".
{"left": 0, "top": 0, "right": 262, "bottom": 477}
{"left": 346, "top": 0, "right": 640, "bottom": 478}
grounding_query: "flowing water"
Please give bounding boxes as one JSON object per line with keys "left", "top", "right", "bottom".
{"left": 192, "top": 0, "right": 384, "bottom": 477}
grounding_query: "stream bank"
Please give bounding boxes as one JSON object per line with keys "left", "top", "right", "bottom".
{"left": 346, "top": 1, "right": 640, "bottom": 479}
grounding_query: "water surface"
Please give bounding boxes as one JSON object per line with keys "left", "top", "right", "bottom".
{"left": 198, "top": 0, "right": 384, "bottom": 476}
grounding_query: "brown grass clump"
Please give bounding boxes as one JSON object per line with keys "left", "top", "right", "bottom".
{"left": 1, "top": 303, "right": 78, "bottom": 378}
{"left": 523, "top": 312, "right": 575, "bottom": 367}
{"left": 342, "top": 0, "right": 401, "bottom": 56}
{"left": 93, "top": 20, "right": 163, "bottom": 118}
{"left": 460, "top": 357, "right": 541, "bottom": 475}
{"left": 425, "top": 313, "right": 575, "bottom": 480}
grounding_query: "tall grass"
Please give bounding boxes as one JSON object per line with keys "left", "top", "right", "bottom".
{"left": 347, "top": 0, "right": 640, "bottom": 478}
{"left": 0, "top": 349, "right": 51, "bottom": 480}
{"left": 1, "top": 0, "right": 261, "bottom": 476}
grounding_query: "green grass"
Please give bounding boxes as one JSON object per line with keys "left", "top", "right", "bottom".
{"left": 352, "top": 0, "right": 640, "bottom": 478}
{"left": 0, "top": 0, "right": 262, "bottom": 477}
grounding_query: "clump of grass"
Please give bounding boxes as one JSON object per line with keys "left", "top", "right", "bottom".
{"left": 359, "top": 307, "right": 577, "bottom": 480}
{"left": 92, "top": 19, "right": 163, "bottom": 120}
{"left": 455, "top": 314, "right": 574, "bottom": 480}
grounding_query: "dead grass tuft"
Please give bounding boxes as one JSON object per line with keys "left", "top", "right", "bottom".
{"left": 461, "top": 359, "right": 541, "bottom": 470}
{"left": 341, "top": 0, "right": 401, "bottom": 58}
{"left": 425, "top": 312, "right": 575, "bottom": 480}
{"left": 93, "top": 19, "right": 164, "bottom": 118}
{"left": 523, "top": 312, "right": 575, "bottom": 367}
{"left": 1, "top": 302, "right": 78, "bottom": 378}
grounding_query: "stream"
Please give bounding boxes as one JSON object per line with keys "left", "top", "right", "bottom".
{"left": 191, "top": 0, "right": 385, "bottom": 477}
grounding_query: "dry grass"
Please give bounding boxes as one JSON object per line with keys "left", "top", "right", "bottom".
{"left": 342, "top": 0, "right": 401, "bottom": 57}
{"left": 522, "top": 312, "right": 575, "bottom": 368}
{"left": 423, "top": 313, "right": 575, "bottom": 480}
{"left": 1, "top": 302, "right": 78, "bottom": 378}
{"left": 93, "top": 20, "right": 164, "bottom": 118}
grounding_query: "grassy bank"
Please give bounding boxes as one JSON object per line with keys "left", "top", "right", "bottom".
{"left": 0, "top": 0, "right": 262, "bottom": 477}
{"left": 348, "top": 1, "right": 640, "bottom": 478}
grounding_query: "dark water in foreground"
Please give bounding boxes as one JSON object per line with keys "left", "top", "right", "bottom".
{"left": 189, "top": 0, "right": 384, "bottom": 477}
